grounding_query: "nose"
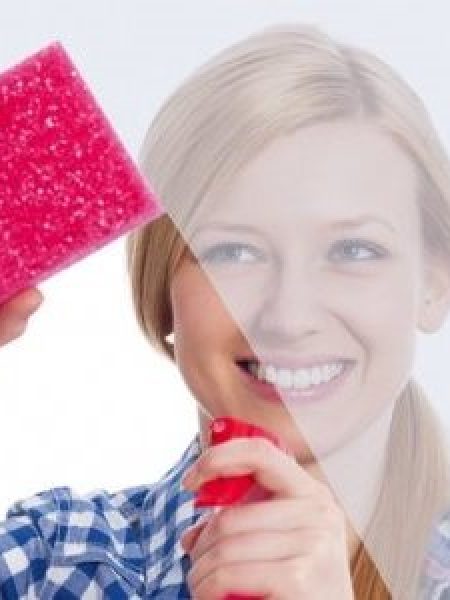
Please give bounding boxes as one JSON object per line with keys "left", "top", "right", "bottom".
{"left": 252, "top": 256, "right": 328, "bottom": 345}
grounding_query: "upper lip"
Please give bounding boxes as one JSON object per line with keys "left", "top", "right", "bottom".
{"left": 235, "top": 353, "right": 353, "bottom": 371}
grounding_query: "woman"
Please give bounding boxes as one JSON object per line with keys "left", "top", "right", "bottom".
{"left": 1, "top": 22, "right": 450, "bottom": 599}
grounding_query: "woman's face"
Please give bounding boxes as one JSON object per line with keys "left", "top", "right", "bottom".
{"left": 169, "top": 118, "right": 440, "bottom": 465}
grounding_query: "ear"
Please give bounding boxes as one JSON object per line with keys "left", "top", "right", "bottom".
{"left": 418, "top": 254, "right": 450, "bottom": 333}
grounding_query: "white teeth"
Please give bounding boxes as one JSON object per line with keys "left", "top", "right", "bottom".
{"left": 265, "top": 365, "right": 277, "bottom": 385}
{"left": 278, "top": 368, "right": 293, "bottom": 388}
{"left": 293, "top": 370, "right": 310, "bottom": 388}
{"left": 245, "top": 360, "right": 346, "bottom": 390}
{"left": 311, "top": 367, "right": 321, "bottom": 385}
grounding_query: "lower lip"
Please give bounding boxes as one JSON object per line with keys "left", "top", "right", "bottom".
{"left": 236, "top": 361, "right": 354, "bottom": 404}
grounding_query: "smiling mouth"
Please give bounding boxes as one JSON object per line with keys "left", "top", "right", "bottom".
{"left": 236, "top": 359, "right": 349, "bottom": 388}
{"left": 235, "top": 358, "right": 355, "bottom": 403}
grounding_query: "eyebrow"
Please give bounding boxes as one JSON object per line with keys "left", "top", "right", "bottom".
{"left": 192, "top": 215, "right": 397, "bottom": 235}
{"left": 327, "top": 215, "right": 397, "bottom": 233}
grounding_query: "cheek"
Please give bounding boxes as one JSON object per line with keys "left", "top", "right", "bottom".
{"left": 172, "top": 268, "right": 217, "bottom": 343}
{"left": 171, "top": 266, "right": 236, "bottom": 376}
{"left": 171, "top": 274, "right": 219, "bottom": 408}
{"left": 339, "top": 259, "right": 419, "bottom": 335}
{"left": 351, "top": 267, "right": 419, "bottom": 391}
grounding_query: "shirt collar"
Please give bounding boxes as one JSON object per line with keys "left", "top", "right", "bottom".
{"left": 142, "top": 432, "right": 216, "bottom": 594}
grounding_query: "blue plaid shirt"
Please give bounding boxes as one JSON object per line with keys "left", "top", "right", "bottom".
{"left": 0, "top": 431, "right": 449, "bottom": 599}
{"left": 0, "top": 434, "right": 208, "bottom": 599}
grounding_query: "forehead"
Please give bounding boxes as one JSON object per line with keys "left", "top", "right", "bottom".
{"left": 202, "top": 119, "right": 419, "bottom": 236}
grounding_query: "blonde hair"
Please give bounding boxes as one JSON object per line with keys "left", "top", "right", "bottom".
{"left": 126, "top": 23, "right": 450, "bottom": 598}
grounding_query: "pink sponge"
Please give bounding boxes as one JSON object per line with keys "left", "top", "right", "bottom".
{"left": 0, "top": 42, "right": 164, "bottom": 305}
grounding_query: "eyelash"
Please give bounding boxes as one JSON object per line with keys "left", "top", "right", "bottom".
{"left": 199, "top": 239, "right": 388, "bottom": 264}
{"left": 329, "top": 238, "right": 387, "bottom": 262}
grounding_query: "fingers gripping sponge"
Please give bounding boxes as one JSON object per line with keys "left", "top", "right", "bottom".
{"left": 0, "top": 42, "right": 164, "bottom": 304}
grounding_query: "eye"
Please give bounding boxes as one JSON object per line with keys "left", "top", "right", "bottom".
{"left": 199, "top": 242, "right": 265, "bottom": 264}
{"left": 328, "top": 238, "right": 387, "bottom": 262}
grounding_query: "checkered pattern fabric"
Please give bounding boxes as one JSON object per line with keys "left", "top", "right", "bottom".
{"left": 0, "top": 431, "right": 449, "bottom": 598}
{"left": 0, "top": 434, "right": 207, "bottom": 598}
{"left": 420, "top": 509, "right": 450, "bottom": 599}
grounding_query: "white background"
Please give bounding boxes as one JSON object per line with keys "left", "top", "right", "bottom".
{"left": 0, "top": 0, "right": 449, "bottom": 516}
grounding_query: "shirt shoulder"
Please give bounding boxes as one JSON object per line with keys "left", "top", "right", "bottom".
{"left": 0, "top": 434, "right": 203, "bottom": 599}
{"left": 420, "top": 508, "right": 450, "bottom": 599}
{"left": 0, "top": 483, "right": 153, "bottom": 598}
